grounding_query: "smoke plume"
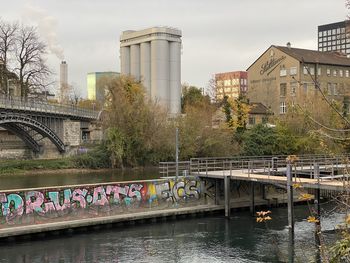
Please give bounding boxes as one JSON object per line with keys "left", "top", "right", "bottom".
{"left": 22, "top": 5, "right": 64, "bottom": 60}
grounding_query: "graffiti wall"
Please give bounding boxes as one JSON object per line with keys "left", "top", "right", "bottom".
{"left": 0, "top": 178, "right": 214, "bottom": 226}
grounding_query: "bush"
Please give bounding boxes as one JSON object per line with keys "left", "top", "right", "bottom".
{"left": 73, "top": 144, "right": 111, "bottom": 169}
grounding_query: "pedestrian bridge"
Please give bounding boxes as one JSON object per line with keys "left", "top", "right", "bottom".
{"left": 0, "top": 96, "right": 101, "bottom": 154}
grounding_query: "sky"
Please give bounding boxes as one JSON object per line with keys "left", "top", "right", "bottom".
{"left": 2, "top": 0, "right": 349, "bottom": 98}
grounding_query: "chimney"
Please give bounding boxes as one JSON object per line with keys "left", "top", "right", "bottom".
{"left": 60, "top": 61, "right": 68, "bottom": 103}
{"left": 286, "top": 42, "right": 291, "bottom": 49}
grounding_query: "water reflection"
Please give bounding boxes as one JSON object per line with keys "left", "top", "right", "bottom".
{"left": 0, "top": 203, "right": 343, "bottom": 263}
{"left": 0, "top": 167, "right": 159, "bottom": 190}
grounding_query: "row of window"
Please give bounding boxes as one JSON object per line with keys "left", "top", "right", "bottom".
{"left": 216, "top": 78, "right": 247, "bottom": 86}
{"left": 318, "top": 28, "right": 346, "bottom": 37}
{"left": 318, "top": 36, "right": 350, "bottom": 42}
{"left": 279, "top": 81, "right": 342, "bottom": 97}
{"left": 303, "top": 66, "right": 350, "bottom": 78}
{"left": 318, "top": 46, "right": 350, "bottom": 53}
{"left": 319, "top": 40, "right": 349, "bottom": 46}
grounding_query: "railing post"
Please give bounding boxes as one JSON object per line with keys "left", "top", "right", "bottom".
{"left": 224, "top": 175, "right": 231, "bottom": 218}
{"left": 286, "top": 162, "right": 294, "bottom": 263}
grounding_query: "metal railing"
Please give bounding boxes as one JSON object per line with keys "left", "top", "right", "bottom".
{"left": 159, "top": 161, "right": 190, "bottom": 178}
{"left": 160, "top": 154, "right": 350, "bottom": 181}
{"left": 0, "top": 96, "right": 100, "bottom": 120}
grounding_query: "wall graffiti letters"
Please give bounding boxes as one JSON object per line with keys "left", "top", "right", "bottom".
{"left": 0, "top": 178, "right": 214, "bottom": 225}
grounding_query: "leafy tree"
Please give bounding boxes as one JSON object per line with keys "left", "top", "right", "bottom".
{"left": 241, "top": 123, "right": 297, "bottom": 156}
{"left": 181, "top": 84, "right": 211, "bottom": 113}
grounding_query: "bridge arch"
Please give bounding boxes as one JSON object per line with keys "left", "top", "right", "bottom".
{"left": 0, "top": 114, "right": 65, "bottom": 153}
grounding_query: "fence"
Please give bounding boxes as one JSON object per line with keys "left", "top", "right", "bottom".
{"left": 0, "top": 96, "right": 99, "bottom": 120}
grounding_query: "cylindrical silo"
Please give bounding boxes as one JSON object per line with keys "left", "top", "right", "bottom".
{"left": 130, "top": 44, "right": 140, "bottom": 81}
{"left": 120, "top": 46, "right": 130, "bottom": 75}
{"left": 151, "top": 39, "right": 169, "bottom": 107}
{"left": 140, "top": 42, "right": 151, "bottom": 97}
{"left": 169, "top": 41, "right": 181, "bottom": 114}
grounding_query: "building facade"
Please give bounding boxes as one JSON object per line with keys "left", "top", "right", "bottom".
{"left": 318, "top": 21, "right": 350, "bottom": 55}
{"left": 120, "top": 27, "right": 182, "bottom": 114}
{"left": 87, "top": 72, "right": 120, "bottom": 102}
{"left": 247, "top": 45, "right": 350, "bottom": 116}
{"left": 215, "top": 71, "right": 247, "bottom": 100}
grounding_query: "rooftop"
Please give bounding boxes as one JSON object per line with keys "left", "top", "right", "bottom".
{"left": 275, "top": 45, "right": 350, "bottom": 67}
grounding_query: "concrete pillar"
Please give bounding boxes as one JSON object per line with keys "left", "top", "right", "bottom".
{"left": 120, "top": 46, "right": 130, "bottom": 75}
{"left": 169, "top": 41, "right": 181, "bottom": 114}
{"left": 140, "top": 42, "right": 151, "bottom": 97}
{"left": 224, "top": 175, "right": 231, "bottom": 218}
{"left": 151, "top": 39, "right": 169, "bottom": 109}
{"left": 130, "top": 44, "right": 140, "bottom": 80}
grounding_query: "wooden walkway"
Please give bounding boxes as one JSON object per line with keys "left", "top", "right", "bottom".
{"left": 195, "top": 169, "right": 350, "bottom": 191}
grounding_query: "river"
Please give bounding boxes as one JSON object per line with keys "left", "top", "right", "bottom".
{"left": 0, "top": 170, "right": 345, "bottom": 262}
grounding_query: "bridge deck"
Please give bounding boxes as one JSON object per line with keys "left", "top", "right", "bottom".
{"left": 195, "top": 169, "right": 348, "bottom": 191}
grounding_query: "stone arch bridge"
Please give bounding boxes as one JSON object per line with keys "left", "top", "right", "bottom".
{"left": 0, "top": 97, "right": 101, "bottom": 156}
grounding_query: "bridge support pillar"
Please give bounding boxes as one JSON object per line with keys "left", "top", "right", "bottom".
{"left": 250, "top": 182, "right": 255, "bottom": 215}
{"left": 224, "top": 175, "right": 231, "bottom": 218}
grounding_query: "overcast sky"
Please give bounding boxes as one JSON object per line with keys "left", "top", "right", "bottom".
{"left": 3, "top": 0, "right": 349, "bottom": 97}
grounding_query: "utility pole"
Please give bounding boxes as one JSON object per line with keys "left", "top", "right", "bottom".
{"left": 175, "top": 127, "right": 179, "bottom": 181}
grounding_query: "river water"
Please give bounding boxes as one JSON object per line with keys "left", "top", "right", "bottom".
{"left": 0, "top": 170, "right": 345, "bottom": 262}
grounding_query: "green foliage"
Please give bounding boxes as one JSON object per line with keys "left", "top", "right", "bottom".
{"left": 0, "top": 158, "right": 73, "bottom": 174}
{"left": 73, "top": 144, "right": 111, "bottom": 169}
{"left": 241, "top": 124, "right": 297, "bottom": 156}
{"left": 330, "top": 232, "right": 350, "bottom": 263}
{"left": 181, "top": 85, "right": 211, "bottom": 113}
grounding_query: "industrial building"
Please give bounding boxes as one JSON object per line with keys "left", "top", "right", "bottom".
{"left": 87, "top": 72, "right": 120, "bottom": 103}
{"left": 215, "top": 71, "right": 248, "bottom": 100}
{"left": 120, "top": 27, "right": 182, "bottom": 114}
{"left": 318, "top": 21, "right": 350, "bottom": 55}
{"left": 247, "top": 44, "right": 350, "bottom": 115}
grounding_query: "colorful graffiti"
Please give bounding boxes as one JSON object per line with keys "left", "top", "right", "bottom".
{"left": 0, "top": 178, "right": 214, "bottom": 224}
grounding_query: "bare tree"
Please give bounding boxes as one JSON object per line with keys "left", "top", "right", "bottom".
{"left": 13, "top": 25, "right": 51, "bottom": 99}
{"left": 0, "top": 20, "right": 18, "bottom": 94}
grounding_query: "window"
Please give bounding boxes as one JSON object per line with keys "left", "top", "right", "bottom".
{"left": 317, "top": 67, "right": 321, "bottom": 76}
{"left": 280, "top": 83, "right": 287, "bottom": 97}
{"left": 303, "top": 66, "right": 308, "bottom": 75}
{"left": 310, "top": 67, "right": 315, "bottom": 75}
{"left": 327, "top": 83, "right": 332, "bottom": 95}
{"left": 280, "top": 101, "right": 286, "bottom": 114}
{"left": 340, "top": 70, "right": 343, "bottom": 77}
{"left": 327, "top": 68, "right": 331, "bottom": 76}
{"left": 290, "top": 67, "right": 297, "bottom": 75}
{"left": 280, "top": 68, "right": 287, "bottom": 77}
{"left": 290, "top": 82, "right": 297, "bottom": 96}
{"left": 224, "top": 79, "right": 231, "bottom": 86}
{"left": 248, "top": 117, "right": 255, "bottom": 125}
{"left": 333, "top": 69, "right": 337, "bottom": 77}
{"left": 333, "top": 83, "right": 338, "bottom": 95}
{"left": 346, "top": 70, "right": 349, "bottom": 77}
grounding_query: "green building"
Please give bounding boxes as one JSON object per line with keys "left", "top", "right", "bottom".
{"left": 87, "top": 72, "right": 119, "bottom": 102}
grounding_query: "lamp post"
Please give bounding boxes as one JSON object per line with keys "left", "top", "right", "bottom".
{"left": 175, "top": 127, "right": 179, "bottom": 181}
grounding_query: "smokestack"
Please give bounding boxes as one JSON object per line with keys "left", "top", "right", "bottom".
{"left": 60, "top": 61, "right": 68, "bottom": 103}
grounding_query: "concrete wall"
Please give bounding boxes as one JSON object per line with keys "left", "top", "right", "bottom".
{"left": 0, "top": 177, "right": 214, "bottom": 226}
{"left": 0, "top": 176, "right": 292, "bottom": 229}
{"left": 63, "top": 120, "right": 81, "bottom": 146}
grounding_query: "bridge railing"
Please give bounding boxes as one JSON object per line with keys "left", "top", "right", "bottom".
{"left": 159, "top": 161, "right": 191, "bottom": 178}
{"left": 0, "top": 96, "right": 99, "bottom": 119}
{"left": 160, "top": 154, "right": 350, "bottom": 181}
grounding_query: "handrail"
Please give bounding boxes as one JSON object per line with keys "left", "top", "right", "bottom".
{"left": 0, "top": 96, "right": 100, "bottom": 120}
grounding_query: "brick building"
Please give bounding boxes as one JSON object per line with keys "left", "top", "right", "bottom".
{"left": 215, "top": 71, "right": 248, "bottom": 101}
